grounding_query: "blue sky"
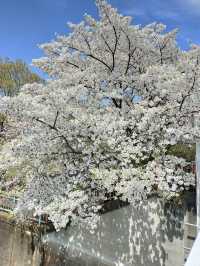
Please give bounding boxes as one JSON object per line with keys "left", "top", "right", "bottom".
{"left": 0, "top": 0, "right": 199, "bottom": 76}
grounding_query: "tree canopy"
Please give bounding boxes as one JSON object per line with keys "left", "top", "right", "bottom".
{"left": 0, "top": 0, "right": 199, "bottom": 230}
{"left": 0, "top": 58, "right": 43, "bottom": 96}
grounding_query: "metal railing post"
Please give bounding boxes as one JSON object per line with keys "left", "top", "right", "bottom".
{"left": 196, "top": 143, "right": 200, "bottom": 231}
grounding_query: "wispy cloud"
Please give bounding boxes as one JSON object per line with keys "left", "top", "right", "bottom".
{"left": 123, "top": 1, "right": 181, "bottom": 23}
{"left": 177, "top": 0, "right": 200, "bottom": 14}
{"left": 123, "top": 7, "right": 146, "bottom": 17}
{"left": 120, "top": 0, "right": 200, "bottom": 49}
{"left": 183, "top": 0, "right": 200, "bottom": 8}
{"left": 123, "top": 0, "right": 200, "bottom": 23}
{"left": 153, "top": 10, "right": 180, "bottom": 20}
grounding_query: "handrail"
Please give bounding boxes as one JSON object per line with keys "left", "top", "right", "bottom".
{"left": 185, "top": 232, "right": 200, "bottom": 266}
{"left": 0, "top": 194, "right": 50, "bottom": 225}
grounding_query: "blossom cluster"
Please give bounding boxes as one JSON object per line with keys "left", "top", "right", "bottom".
{"left": 0, "top": 0, "right": 199, "bottom": 230}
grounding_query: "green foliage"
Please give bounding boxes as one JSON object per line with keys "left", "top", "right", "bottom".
{"left": 0, "top": 138, "right": 5, "bottom": 147}
{"left": 166, "top": 144, "right": 195, "bottom": 162}
{"left": 4, "top": 167, "right": 19, "bottom": 181}
{"left": 0, "top": 113, "right": 7, "bottom": 132}
{"left": 0, "top": 58, "right": 43, "bottom": 96}
{"left": 0, "top": 113, "right": 7, "bottom": 123}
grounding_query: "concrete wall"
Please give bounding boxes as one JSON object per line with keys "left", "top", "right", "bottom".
{"left": 0, "top": 194, "right": 196, "bottom": 266}
{"left": 42, "top": 195, "right": 196, "bottom": 266}
{"left": 0, "top": 219, "right": 41, "bottom": 266}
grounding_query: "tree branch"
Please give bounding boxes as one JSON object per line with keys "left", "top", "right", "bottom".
{"left": 53, "top": 111, "right": 59, "bottom": 128}
{"left": 68, "top": 46, "right": 112, "bottom": 72}
{"left": 33, "top": 117, "right": 82, "bottom": 154}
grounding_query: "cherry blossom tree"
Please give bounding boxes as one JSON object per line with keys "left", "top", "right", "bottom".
{"left": 0, "top": 0, "right": 199, "bottom": 230}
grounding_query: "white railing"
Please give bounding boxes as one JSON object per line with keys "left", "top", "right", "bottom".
{"left": 185, "top": 231, "right": 200, "bottom": 266}
{"left": 0, "top": 194, "right": 49, "bottom": 225}
{"left": 196, "top": 143, "right": 200, "bottom": 231}
{"left": 185, "top": 142, "right": 200, "bottom": 265}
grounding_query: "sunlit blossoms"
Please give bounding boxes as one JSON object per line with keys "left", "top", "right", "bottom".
{"left": 0, "top": 0, "right": 199, "bottom": 230}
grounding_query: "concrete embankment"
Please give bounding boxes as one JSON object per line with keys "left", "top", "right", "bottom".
{"left": 0, "top": 194, "right": 197, "bottom": 266}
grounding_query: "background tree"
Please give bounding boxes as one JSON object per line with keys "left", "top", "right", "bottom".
{"left": 0, "top": 58, "right": 43, "bottom": 96}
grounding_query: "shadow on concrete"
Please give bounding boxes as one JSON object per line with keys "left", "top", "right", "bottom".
{"left": 41, "top": 193, "right": 196, "bottom": 266}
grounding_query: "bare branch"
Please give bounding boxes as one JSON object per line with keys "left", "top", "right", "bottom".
{"left": 33, "top": 117, "right": 82, "bottom": 154}
{"left": 101, "top": 34, "right": 113, "bottom": 55}
{"left": 179, "top": 57, "right": 199, "bottom": 111}
{"left": 68, "top": 46, "right": 112, "bottom": 72}
{"left": 53, "top": 111, "right": 59, "bottom": 128}
{"left": 65, "top": 61, "right": 80, "bottom": 69}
